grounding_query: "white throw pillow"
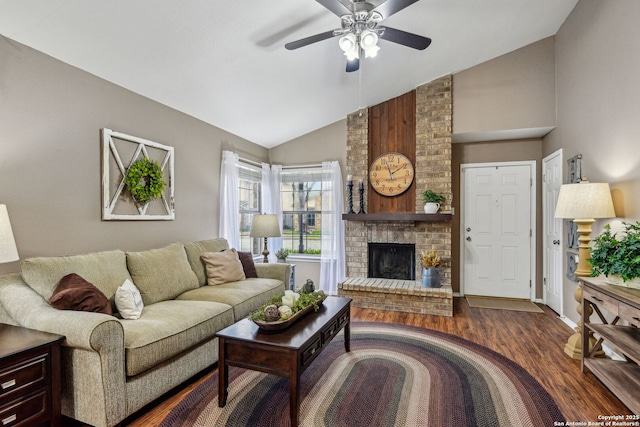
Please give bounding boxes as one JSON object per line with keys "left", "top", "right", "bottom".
{"left": 115, "top": 279, "right": 144, "bottom": 320}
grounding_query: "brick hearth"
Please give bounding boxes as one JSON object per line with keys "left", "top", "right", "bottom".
{"left": 338, "top": 277, "right": 453, "bottom": 316}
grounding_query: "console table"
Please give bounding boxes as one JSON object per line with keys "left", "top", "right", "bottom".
{"left": 581, "top": 276, "right": 640, "bottom": 414}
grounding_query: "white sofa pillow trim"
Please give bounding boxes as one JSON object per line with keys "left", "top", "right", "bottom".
{"left": 115, "top": 279, "right": 144, "bottom": 320}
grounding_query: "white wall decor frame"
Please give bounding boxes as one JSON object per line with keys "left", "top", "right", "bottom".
{"left": 101, "top": 128, "right": 175, "bottom": 220}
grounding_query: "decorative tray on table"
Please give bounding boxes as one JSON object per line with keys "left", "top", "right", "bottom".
{"left": 249, "top": 290, "right": 326, "bottom": 331}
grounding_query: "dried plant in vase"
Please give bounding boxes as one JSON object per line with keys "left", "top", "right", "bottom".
{"left": 421, "top": 247, "right": 441, "bottom": 288}
{"left": 421, "top": 247, "right": 441, "bottom": 268}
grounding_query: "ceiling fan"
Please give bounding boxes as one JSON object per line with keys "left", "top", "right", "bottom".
{"left": 285, "top": 0, "right": 431, "bottom": 72}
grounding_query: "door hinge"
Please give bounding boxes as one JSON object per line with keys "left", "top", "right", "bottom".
{"left": 530, "top": 229, "right": 532, "bottom": 237}
{"left": 530, "top": 178, "right": 533, "bottom": 187}
{"left": 530, "top": 280, "right": 532, "bottom": 288}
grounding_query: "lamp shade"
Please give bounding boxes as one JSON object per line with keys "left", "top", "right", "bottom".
{"left": 0, "top": 204, "right": 19, "bottom": 263}
{"left": 554, "top": 182, "right": 615, "bottom": 219}
{"left": 249, "top": 214, "right": 281, "bottom": 238}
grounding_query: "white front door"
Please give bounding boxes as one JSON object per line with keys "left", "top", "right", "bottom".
{"left": 461, "top": 162, "right": 534, "bottom": 299}
{"left": 543, "top": 150, "right": 563, "bottom": 314}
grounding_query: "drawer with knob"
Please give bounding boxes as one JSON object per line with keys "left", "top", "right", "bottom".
{"left": 0, "top": 325, "right": 64, "bottom": 427}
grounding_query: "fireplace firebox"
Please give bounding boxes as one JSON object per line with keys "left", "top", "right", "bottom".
{"left": 368, "top": 243, "right": 416, "bottom": 280}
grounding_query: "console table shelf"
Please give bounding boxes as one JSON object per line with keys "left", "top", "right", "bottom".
{"left": 583, "top": 358, "right": 640, "bottom": 413}
{"left": 581, "top": 276, "right": 640, "bottom": 414}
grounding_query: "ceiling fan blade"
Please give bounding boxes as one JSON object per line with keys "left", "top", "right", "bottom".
{"left": 285, "top": 30, "right": 338, "bottom": 50}
{"left": 379, "top": 26, "right": 431, "bottom": 50}
{"left": 373, "top": 0, "right": 420, "bottom": 19}
{"left": 346, "top": 57, "right": 360, "bottom": 72}
{"left": 315, "top": 0, "right": 351, "bottom": 17}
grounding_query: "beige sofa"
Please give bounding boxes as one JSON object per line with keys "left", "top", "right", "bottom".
{"left": 0, "top": 238, "right": 290, "bottom": 427}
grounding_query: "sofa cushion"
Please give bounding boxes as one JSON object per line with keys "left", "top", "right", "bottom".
{"left": 176, "top": 278, "right": 285, "bottom": 320}
{"left": 49, "top": 273, "right": 113, "bottom": 315}
{"left": 237, "top": 251, "right": 258, "bottom": 278}
{"left": 115, "top": 279, "right": 144, "bottom": 320}
{"left": 126, "top": 242, "right": 199, "bottom": 305}
{"left": 21, "top": 250, "right": 131, "bottom": 311}
{"left": 201, "top": 249, "right": 245, "bottom": 286}
{"left": 120, "top": 300, "right": 233, "bottom": 376}
{"left": 183, "top": 238, "right": 230, "bottom": 286}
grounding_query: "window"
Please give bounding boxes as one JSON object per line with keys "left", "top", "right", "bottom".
{"left": 238, "top": 162, "right": 261, "bottom": 255}
{"left": 280, "top": 168, "right": 323, "bottom": 256}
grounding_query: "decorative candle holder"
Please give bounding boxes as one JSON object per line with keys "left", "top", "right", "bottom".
{"left": 358, "top": 182, "right": 366, "bottom": 214}
{"left": 347, "top": 181, "right": 356, "bottom": 214}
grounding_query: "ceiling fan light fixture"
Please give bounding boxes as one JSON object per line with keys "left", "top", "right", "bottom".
{"left": 339, "top": 33, "right": 359, "bottom": 60}
{"left": 360, "top": 30, "right": 380, "bottom": 58}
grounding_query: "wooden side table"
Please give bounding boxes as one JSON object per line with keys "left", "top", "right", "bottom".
{"left": 0, "top": 324, "right": 65, "bottom": 427}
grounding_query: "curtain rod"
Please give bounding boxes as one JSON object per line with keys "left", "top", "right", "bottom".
{"left": 238, "top": 155, "right": 323, "bottom": 170}
{"left": 282, "top": 164, "right": 323, "bottom": 170}
{"left": 238, "top": 156, "right": 262, "bottom": 167}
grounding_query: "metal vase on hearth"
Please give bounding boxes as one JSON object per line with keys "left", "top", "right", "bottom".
{"left": 421, "top": 267, "right": 441, "bottom": 288}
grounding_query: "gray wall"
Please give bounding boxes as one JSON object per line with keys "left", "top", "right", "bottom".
{"left": 0, "top": 35, "right": 268, "bottom": 275}
{"left": 269, "top": 119, "right": 347, "bottom": 168}
{"left": 453, "top": 37, "right": 556, "bottom": 139}
{"left": 543, "top": 0, "right": 640, "bottom": 323}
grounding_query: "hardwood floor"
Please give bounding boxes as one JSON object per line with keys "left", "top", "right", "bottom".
{"left": 71, "top": 298, "right": 632, "bottom": 426}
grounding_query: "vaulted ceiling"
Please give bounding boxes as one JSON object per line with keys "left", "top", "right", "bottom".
{"left": 0, "top": 0, "right": 577, "bottom": 148}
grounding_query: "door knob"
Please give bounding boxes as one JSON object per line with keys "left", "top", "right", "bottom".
{"left": 466, "top": 236, "right": 472, "bottom": 241}
{"left": 553, "top": 240, "right": 560, "bottom": 245}
{"left": 466, "top": 227, "right": 471, "bottom": 232}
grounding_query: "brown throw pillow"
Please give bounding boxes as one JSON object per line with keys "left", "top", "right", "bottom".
{"left": 237, "top": 251, "right": 258, "bottom": 278}
{"left": 49, "top": 273, "right": 113, "bottom": 315}
{"left": 201, "top": 249, "right": 246, "bottom": 286}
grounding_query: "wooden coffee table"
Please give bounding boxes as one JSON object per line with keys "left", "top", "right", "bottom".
{"left": 216, "top": 296, "right": 351, "bottom": 427}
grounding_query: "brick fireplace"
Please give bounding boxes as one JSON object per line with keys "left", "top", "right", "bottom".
{"left": 339, "top": 76, "right": 453, "bottom": 316}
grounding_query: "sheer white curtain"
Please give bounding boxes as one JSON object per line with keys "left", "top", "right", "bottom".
{"left": 219, "top": 151, "right": 240, "bottom": 248}
{"left": 261, "top": 163, "right": 283, "bottom": 263}
{"left": 320, "top": 161, "right": 346, "bottom": 295}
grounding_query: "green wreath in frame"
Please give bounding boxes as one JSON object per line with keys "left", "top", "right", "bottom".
{"left": 124, "top": 158, "right": 166, "bottom": 204}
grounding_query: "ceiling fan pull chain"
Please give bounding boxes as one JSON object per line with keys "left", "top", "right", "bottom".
{"left": 358, "top": 60, "right": 363, "bottom": 117}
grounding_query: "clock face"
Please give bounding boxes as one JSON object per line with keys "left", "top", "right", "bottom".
{"left": 369, "top": 152, "right": 415, "bottom": 196}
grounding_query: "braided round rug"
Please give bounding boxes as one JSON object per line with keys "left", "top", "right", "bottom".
{"left": 161, "top": 322, "right": 564, "bottom": 427}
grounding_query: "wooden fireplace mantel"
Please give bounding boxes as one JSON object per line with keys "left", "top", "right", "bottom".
{"left": 342, "top": 213, "right": 453, "bottom": 222}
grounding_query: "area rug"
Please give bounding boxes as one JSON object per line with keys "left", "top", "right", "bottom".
{"left": 161, "top": 322, "right": 563, "bottom": 427}
{"left": 465, "top": 296, "right": 544, "bottom": 313}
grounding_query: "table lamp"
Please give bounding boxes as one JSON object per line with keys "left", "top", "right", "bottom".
{"left": 554, "top": 181, "right": 615, "bottom": 276}
{"left": 0, "top": 204, "right": 19, "bottom": 264}
{"left": 554, "top": 180, "right": 615, "bottom": 359}
{"left": 250, "top": 214, "right": 281, "bottom": 263}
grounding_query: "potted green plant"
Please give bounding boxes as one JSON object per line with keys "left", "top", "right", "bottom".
{"left": 422, "top": 190, "right": 445, "bottom": 214}
{"left": 589, "top": 221, "right": 640, "bottom": 289}
{"left": 420, "top": 247, "right": 441, "bottom": 288}
{"left": 275, "top": 248, "right": 289, "bottom": 263}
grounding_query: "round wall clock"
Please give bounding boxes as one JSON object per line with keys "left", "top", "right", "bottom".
{"left": 369, "top": 152, "right": 415, "bottom": 196}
